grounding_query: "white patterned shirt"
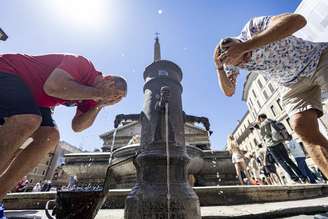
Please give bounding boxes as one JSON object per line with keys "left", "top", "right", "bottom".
{"left": 224, "top": 16, "right": 328, "bottom": 86}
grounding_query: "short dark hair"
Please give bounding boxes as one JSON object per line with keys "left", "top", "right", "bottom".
{"left": 112, "top": 76, "right": 127, "bottom": 96}
{"left": 258, "top": 114, "right": 267, "bottom": 120}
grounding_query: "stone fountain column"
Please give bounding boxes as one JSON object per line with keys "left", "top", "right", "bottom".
{"left": 124, "top": 57, "right": 201, "bottom": 218}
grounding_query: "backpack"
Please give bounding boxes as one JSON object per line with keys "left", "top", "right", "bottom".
{"left": 270, "top": 120, "right": 292, "bottom": 141}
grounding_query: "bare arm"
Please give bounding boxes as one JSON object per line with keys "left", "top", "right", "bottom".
{"left": 221, "top": 13, "right": 307, "bottom": 65}
{"left": 43, "top": 68, "right": 102, "bottom": 100}
{"left": 71, "top": 98, "right": 122, "bottom": 132}
{"left": 71, "top": 104, "right": 103, "bottom": 132}
{"left": 242, "top": 13, "right": 307, "bottom": 51}
{"left": 213, "top": 45, "right": 237, "bottom": 96}
{"left": 216, "top": 69, "right": 237, "bottom": 97}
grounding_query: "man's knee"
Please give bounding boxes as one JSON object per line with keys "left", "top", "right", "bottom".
{"left": 8, "top": 114, "right": 42, "bottom": 133}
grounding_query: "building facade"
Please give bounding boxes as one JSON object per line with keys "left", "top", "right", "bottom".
{"left": 294, "top": 0, "right": 328, "bottom": 43}
{"left": 100, "top": 121, "right": 212, "bottom": 152}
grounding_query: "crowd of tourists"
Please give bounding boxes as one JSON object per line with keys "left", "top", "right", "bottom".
{"left": 227, "top": 114, "right": 327, "bottom": 185}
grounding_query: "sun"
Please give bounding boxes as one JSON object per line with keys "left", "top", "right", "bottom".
{"left": 53, "top": 0, "right": 107, "bottom": 29}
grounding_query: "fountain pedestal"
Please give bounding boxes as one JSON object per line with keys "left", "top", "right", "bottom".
{"left": 124, "top": 38, "right": 201, "bottom": 219}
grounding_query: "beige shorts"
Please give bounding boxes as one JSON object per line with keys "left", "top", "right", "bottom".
{"left": 281, "top": 49, "right": 328, "bottom": 118}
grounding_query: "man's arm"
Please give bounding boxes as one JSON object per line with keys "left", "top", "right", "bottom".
{"left": 71, "top": 104, "right": 103, "bottom": 132}
{"left": 221, "top": 13, "right": 307, "bottom": 65}
{"left": 213, "top": 45, "right": 237, "bottom": 96}
{"left": 216, "top": 69, "right": 237, "bottom": 97}
{"left": 242, "top": 13, "right": 307, "bottom": 51}
{"left": 72, "top": 97, "right": 123, "bottom": 132}
{"left": 43, "top": 68, "right": 102, "bottom": 100}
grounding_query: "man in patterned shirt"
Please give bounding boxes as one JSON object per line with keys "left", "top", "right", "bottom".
{"left": 214, "top": 13, "right": 328, "bottom": 178}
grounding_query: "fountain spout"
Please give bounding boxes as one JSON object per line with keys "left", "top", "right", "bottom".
{"left": 114, "top": 114, "right": 140, "bottom": 128}
{"left": 184, "top": 114, "right": 213, "bottom": 135}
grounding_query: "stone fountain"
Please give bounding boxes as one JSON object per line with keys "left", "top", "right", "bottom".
{"left": 124, "top": 36, "right": 201, "bottom": 218}
{"left": 63, "top": 37, "right": 238, "bottom": 191}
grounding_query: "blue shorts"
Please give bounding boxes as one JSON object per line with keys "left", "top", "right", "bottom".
{"left": 0, "top": 72, "right": 55, "bottom": 127}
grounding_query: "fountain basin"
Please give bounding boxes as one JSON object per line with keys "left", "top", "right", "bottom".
{"left": 4, "top": 184, "right": 328, "bottom": 210}
{"left": 63, "top": 144, "right": 238, "bottom": 188}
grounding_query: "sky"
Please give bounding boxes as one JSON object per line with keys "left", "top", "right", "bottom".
{"left": 0, "top": 0, "right": 301, "bottom": 151}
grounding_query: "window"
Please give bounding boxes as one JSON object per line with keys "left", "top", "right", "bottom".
{"left": 321, "top": 16, "right": 328, "bottom": 28}
{"left": 30, "top": 179, "right": 33, "bottom": 183}
{"left": 247, "top": 103, "right": 252, "bottom": 111}
{"left": 249, "top": 98, "right": 254, "bottom": 106}
{"left": 270, "top": 105, "right": 276, "bottom": 117}
{"left": 268, "top": 83, "right": 275, "bottom": 93}
{"left": 34, "top": 168, "right": 38, "bottom": 173}
{"left": 256, "top": 100, "right": 261, "bottom": 109}
{"left": 252, "top": 112, "right": 257, "bottom": 120}
{"left": 277, "top": 98, "right": 283, "bottom": 111}
{"left": 257, "top": 79, "right": 263, "bottom": 89}
{"left": 42, "top": 170, "right": 46, "bottom": 176}
{"left": 286, "top": 118, "right": 292, "bottom": 129}
{"left": 252, "top": 89, "right": 257, "bottom": 98}
{"left": 263, "top": 90, "right": 269, "bottom": 100}
{"left": 254, "top": 138, "right": 258, "bottom": 146}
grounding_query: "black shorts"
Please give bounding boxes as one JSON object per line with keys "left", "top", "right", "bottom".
{"left": 0, "top": 72, "right": 55, "bottom": 127}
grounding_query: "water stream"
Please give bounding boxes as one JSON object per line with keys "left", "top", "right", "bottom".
{"left": 208, "top": 132, "right": 223, "bottom": 196}
{"left": 165, "top": 103, "right": 171, "bottom": 219}
{"left": 108, "top": 128, "right": 118, "bottom": 166}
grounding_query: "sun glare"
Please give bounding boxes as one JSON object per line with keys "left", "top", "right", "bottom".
{"left": 53, "top": 0, "right": 107, "bottom": 29}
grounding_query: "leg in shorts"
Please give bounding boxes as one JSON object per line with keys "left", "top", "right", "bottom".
{"left": 0, "top": 72, "right": 55, "bottom": 127}
{"left": 281, "top": 49, "right": 328, "bottom": 117}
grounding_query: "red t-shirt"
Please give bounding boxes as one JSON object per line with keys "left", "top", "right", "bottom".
{"left": 0, "top": 53, "right": 100, "bottom": 112}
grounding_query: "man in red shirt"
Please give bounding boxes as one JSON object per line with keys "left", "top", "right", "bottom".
{"left": 0, "top": 53, "right": 127, "bottom": 199}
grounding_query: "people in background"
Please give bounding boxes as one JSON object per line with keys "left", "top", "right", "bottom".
{"left": 287, "top": 139, "right": 317, "bottom": 183}
{"left": 32, "top": 182, "right": 42, "bottom": 192}
{"left": 257, "top": 144, "right": 282, "bottom": 185}
{"left": 41, "top": 180, "right": 52, "bottom": 192}
{"left": 15, "top": 176, "right": 29, "bottom": 192}
{"left": 257, "top": 114, "right": 306, "bottom": 183}
{"left": 248, "top": 153, "right": 261, "bottom": 183}
{"left": 227, "top": 135, "right": 253, "bottom": 185}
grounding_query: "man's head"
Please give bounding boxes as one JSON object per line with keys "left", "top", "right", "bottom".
{"left": 112, "top": 75, "right": 127, "bottom": 96}
{"left": 257, "top": 114, "right": 267, "bottom": 124}
{"left": 94, "top": 75, "right": 127, "bottom": 104}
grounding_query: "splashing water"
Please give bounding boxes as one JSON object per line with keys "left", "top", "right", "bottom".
{"left": 108, "top": 128, "right": 118, "bottom": 166}
{"left": 207, "top": 131, "right": 222, "bottom": 190}
{"left": 165, "top": 103, "right": 171, "bottom": 219}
